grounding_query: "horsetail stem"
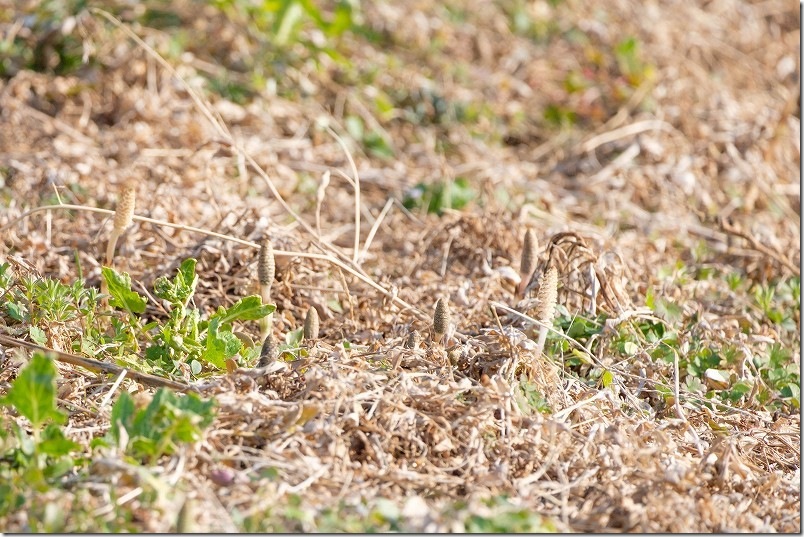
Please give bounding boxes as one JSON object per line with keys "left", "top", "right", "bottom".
{"left": 105, "top": 181, "right": 136, "bottom": 267}
{"left": 534, "top": 266, "right": 558, "bottom": 360}
{"left": 257, "top": 237, "right": 275, "bottom": 340}
{"left": 257, "top": 331, "right": 278, "bottom": 368}
{"left": 404, "top": 329, "right": 421, "bottom": 350}
{"left": 257, "top": 237, "right": 275, "bottom": 302}
{"left": 102, "top": 182, "right": 136, "bottom": 310}
{"left": 536, "top": 266, "right": 558, "bottom": 322}
{"left": 303, "top": 306, "right": 320, "bottom": 341}
{"left": 433, "top": 297, "right": 451, "bottom": 344}
{"left": 518, "top": 228, "right": 538, "bottom": 297}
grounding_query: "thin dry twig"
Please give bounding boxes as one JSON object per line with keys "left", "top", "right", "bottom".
{"left": 0, "top": 203, "right": 428, "bottom": 320}
{"left": 359, "top": 197, "right": 394, "bottom": 264}
{"left": 324, "top": 124, "right": 362, "bottom": 266}
{"left": 0, "top": 333, "right": 198, "bottom": 393}
{"left": 717, "top": 216, "right": 800, "bottom": 276}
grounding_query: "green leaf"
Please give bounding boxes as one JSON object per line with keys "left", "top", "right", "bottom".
{"left": 601, "top": 370, "right": 614, "bottom": 388}
{"left": 201, "top": 319, "right": 242, "bottom": 369}
{"left": 38, "top": 424, "right": 80, "bottom": 457}
{"left": 29, "top": 326, "right": 47, "bottom": 346}
{"left": 645, "top": 286, "right": 655, "bottom": 310}
{"left": 285, "top": 327, "right": 304, "bottom": 347}
{"left": 345, "top": 115, "right": 364, "bottom": 140}
{"left": 402, "top": 178, "right": 477, "bottom": 215}
{"left": 364, "top": 131, "right": 394, "bottom": 159}
{"left": 107, "top": 388, "right": 215, "bottom": 461}
{"left": 109, "top": 392, "right": 136, "bottom": 448}
{"left": 210, "top": 295, "right": 275, "bottom": 325}
{"left": 653, "top": 297, "right": 683, "bottom": 323}
{"left": 327, "top": 298, "right": 343, "bottom": 313}
{"left": 621, "top": 341, "right": 639, "bottom": 356}
{"left": 43, "top": 456, "right": 76, "bottom": 480}
{"left": 0, "top": 353, "right": 66, "bottom": 429}
{"left": 101, "top": 267, "right": 147, "bottom": 314}
{"left": 153, "top": 258, "right": 198, "bottom": 306}
{"left": 5, "top": 301, "right": 26, "bottom": 321}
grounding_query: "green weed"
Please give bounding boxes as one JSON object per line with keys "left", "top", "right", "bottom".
{"left": 101, "top": 259, "right": 274, "bottom": 376}
{"left": 93, "top": 388, "right": 215, "bottom": 463}
{"left": 0, "top": 353, "right": 81, "bottom": 514}
{"left": 403, "top": 177, "right": 477, "bottom": 215}
{"left": 515, "top": 377, "right": 552, "bottom": 415}
{"left": 345, "top": 115, "right": 395, "bottom": 159}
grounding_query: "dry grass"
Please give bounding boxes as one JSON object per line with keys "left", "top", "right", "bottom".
{"left": 0, "top": 0, "right": 800, "bottom": 532}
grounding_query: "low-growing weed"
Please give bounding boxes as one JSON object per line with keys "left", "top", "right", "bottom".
{"left": 403, "top": 177, "right": 477, "bottom": 215}
{"left": 93, "top": 388, "right": 215, "bottom": 463}
{"left": 102, "top": 258, "right": 274, "bottom": 377}
{"left": 0, "top": 353, "right": 81, "bottom": 514}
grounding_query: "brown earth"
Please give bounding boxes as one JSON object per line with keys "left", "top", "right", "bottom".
{"left": 0, "top": 0, "right": 800, "bottom": 532}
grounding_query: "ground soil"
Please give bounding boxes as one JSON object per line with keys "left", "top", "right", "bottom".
{"left": 0, "top": 0, "right": 800, "bottom": 532}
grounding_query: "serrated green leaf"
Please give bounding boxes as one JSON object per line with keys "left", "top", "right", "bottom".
{"left": 101, "top": 267, "right": 147, "bottom": 314}
{"left": 106, "top": 388, "right": 214, "bottom": 461}
{"left": 29, "top": 326, "right": 47, "bottom": 346}
{"left": 210, "top": 295, "right": 275, "bottom": 326}
{"left": 154, "top": 258, "right": 198, "bottom": 306}
{"left": 0, "top": 353, "right": 66, "bottom": 429}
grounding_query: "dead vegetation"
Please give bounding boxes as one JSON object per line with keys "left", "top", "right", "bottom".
{"left": 0, "top": 0, "right": 800, "bottom": 532}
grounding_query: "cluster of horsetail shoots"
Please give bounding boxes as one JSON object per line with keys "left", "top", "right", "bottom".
{"left": 433, "top": 297, "right": 451, "bottom": 345}
{"left": 534, "top": 266, "right": 558, "bottom": 360}
{"left": 257, "top": 237, "right": 275, "bottom": 341}
{"left": 518, "top": 228, "right": 538, "bottom": 297}
{"left": 303, "top": 306, "right": 320, "bottom": 341}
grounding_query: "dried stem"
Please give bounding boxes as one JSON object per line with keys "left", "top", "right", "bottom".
{"left": 314, "top": 170, "right": 331, "bottom": 237}
{"left": 0, "top": 203, "right": 428, "bottom": 320}
{"left": 88, "top": 8, "right": 384, "bottom": 298}
{"left": 325, "top": 125, "right": 361, "bottom": 266}
{"left": 0, "top": 334, "right": 198, "bottom": 393}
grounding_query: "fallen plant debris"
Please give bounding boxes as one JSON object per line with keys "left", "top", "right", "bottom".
{"left": 0, "top": 0, "right": 799, "bottom": 532}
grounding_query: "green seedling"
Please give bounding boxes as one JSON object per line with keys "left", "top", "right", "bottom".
{"left": 0, "top": 353, "right": 81, "bottom": 509}
{"left": 139, "top": 259, "right": 275, "bottom": 373}
{"left": 403, "top": 177, "right": 476, "bottom": 215}
{"left": 95, "top": 388, "right": 215, "bottom": 463}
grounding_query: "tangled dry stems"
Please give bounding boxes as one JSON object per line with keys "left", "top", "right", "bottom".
{"left": 0, "top": 0, "right": 799, "bottom": 532}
